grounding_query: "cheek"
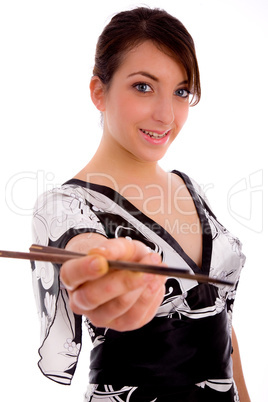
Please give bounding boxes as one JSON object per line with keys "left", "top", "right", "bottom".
{"left": 120, "top": 94, "right": 149, "bottom": 121}
{"left": 110, "top": 93, "right": 137, "bottom": 122}
{"left": 175, "top": 104, "right": 189, "bottom": 129}
{"left": 183, "top": 106, "right": 189, "bottom": 124}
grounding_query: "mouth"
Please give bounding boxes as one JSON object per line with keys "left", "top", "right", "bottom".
{"left": 140, "top": 129, "right": 170, "bottom": 140}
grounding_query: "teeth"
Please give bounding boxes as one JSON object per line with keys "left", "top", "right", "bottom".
{"left": 141, "top": 129, "right": 169, "bottom": 139}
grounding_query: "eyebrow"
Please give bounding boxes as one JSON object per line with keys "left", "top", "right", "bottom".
{"left": 127, "top": 71, "right": 188, "bottom": 86}
{"left": 127, "top": 71, "right": 159, "bottom": 81}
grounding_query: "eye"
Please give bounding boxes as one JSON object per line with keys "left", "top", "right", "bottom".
{"left": 133, "top": 82, "right": 152, "bottom": 93}
{"left": 175, "top": 88, "right": 191, "bottom": 99}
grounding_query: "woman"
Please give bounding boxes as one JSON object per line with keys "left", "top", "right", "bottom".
{"left": 32, "top": 7, "right": 250, "bottom": 401}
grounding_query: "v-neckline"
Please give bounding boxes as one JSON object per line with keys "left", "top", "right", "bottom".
{"left": 64, "top": 171, "right": 212, "bottom": 275}
{"left": 171, "top": 171, "right": 212, "bottom": 274}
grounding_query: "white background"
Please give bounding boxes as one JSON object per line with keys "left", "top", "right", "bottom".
{"left": 0, "top": 0, "right": 267, "bottom": 400}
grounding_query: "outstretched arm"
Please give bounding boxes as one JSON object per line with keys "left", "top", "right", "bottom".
{"left": 60, "top": 233, "right": 166, "bottom": 332}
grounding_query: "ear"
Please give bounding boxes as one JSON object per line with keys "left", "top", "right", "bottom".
{"left": 90, "top": 76, "right": 106, "bottom": 112}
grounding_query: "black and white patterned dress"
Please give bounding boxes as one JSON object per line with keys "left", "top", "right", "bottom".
{"left": 31, "top": 171, "right": 245, "bottom": 401}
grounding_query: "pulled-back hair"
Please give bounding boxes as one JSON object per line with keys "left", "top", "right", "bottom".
{"left": 93, "top": 7, "right": 201, "bottom": 106}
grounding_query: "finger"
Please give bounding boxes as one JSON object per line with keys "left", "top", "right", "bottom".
{"left": 88, "top": 237, "right": 153, "bottom": 262}
{"left": 106, "top": 265, "right": 166, "bottom": 331}
{"left": 60, "top": 254, "right": 109, "bottom": 291}
{"left": 104, "top": 281, "right": 166, "bottom": 331}
{"left": 69, "top": 249, "right": 165, "bottom": 311}
{"left": 84, "top": 286, "right": 146, "bottom": 328}
{"left": 61, "top": 237, "right": 143, "bottom": 292}
{"left": 69, "top": 266, "right": 150, "bottom": 313}
{"left": 138, "top": 249, "right": 163, "bottom": 265}
{"left": 87, "top": 272, "right": 166, "bottom": 330}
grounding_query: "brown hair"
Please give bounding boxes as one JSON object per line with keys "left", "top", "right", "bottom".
{"left": 93, "top": 7, "right": 201, "bottom": 106}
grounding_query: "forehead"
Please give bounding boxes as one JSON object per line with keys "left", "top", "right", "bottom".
{"left": 115, "top": 41, "right": 187, "bottom": 81}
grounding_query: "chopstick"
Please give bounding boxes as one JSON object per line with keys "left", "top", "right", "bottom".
{"left": 0, "top": 244, "right": 234, "bottom": 286}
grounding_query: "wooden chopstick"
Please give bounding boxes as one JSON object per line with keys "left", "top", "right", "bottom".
{"left": 30, "top": 244, "right": 83, "bottom": 257}
{"left": 0, "top": 244, "right": 234, "bottom": 286}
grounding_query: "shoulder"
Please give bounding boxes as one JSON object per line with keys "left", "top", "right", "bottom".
{"left": 172, "top": 170, "right": 212, "bottom": 207}
{"left": 33, "top": 181, "right": 89, "bottom": 213}
{"left": 32, "top": 181, "right": 107, "bottom": 245}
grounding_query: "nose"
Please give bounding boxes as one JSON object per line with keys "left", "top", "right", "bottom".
{"left": 152, "top": 96, "right": 175, "bottom": 126}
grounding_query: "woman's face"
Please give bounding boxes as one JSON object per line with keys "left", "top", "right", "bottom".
{"left": 97, "top": 40, "right": 190, "bottom": 163}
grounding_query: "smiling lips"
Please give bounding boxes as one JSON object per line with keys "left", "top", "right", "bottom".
{"left": 140, "top": 128, "right": 170, "bottom": 140}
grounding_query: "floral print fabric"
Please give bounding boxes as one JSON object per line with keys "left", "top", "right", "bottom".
{"left": 31, "top": 171, "right": 245, "bottom": 400}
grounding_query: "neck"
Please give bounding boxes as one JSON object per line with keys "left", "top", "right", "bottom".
{"left": 79, "top": 135, "right": 166, "bottom": 187}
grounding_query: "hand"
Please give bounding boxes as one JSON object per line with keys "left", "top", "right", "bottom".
{"left": 60, "top": 237, "right": 167, "bottom": 331}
